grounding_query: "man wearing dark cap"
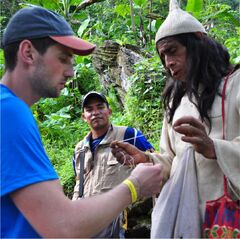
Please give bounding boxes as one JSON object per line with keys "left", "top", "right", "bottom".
{"left": 0, "top": 6, "right": 163, "bottom": 238}
{"left": 72, "top": 91, "right": 154, "bottom": 238}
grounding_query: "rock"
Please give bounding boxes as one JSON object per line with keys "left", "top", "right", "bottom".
{"left": 92, "top": 40, "right": 146, "bottom": 107}
{"left": 126, "top": 198, "right": 153, "bottom": 238}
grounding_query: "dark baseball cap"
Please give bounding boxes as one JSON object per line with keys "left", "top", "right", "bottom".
{"left": 82, "top": 91, "right": 109, "bottom": 110}
{"left": 2, "top": 6, "right": 95, "bottom": 56}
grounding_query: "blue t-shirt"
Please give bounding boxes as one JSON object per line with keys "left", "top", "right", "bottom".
{"left": 0, "top": 85, "right": 59, "bottom": 238}
{"left": 123, "top": 127, "right": 154, "bottom": 151}
{"left": 90, "top": 132, "right": 107, "bottom": 152}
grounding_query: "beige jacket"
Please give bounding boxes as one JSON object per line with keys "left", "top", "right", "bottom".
{"left": 72, "top": 125, "right": 132, "bottom": 200}
{"left": 150, "top": 69, "right": 240, "bottom": 220}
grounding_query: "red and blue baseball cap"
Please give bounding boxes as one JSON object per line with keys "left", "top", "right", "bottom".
{"left": 2, "top": 6, "right": 95, "bottom": 56}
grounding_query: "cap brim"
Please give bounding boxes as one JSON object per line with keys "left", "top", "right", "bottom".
{"left": 82, "top": 92, "right": 108, "bottom": 110}
{"left": 50, "top": 35, "right": 96, "bottom": 56}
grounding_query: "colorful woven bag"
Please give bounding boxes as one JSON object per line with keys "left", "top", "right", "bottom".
{"left": 203, "top": 176, "right": 240, "bottom": 238}
{"left": 202, "top": 71, "right": 240, "bottom": 239}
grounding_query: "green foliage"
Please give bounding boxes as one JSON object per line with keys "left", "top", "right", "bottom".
{"left": 86, "top": 0, "right": 137, "bottom": 45}
{"left": 122, "top": 55, "right": 166, "bottom": 150}
{"left": 73, "top": 59, "right": 102, "bottom": 94}
{"left": 224, "top": 27, "right": 240, "bottom": 64}
{"left": 106, "top": 86, "right": 123, "bottom": 113}
{"left": 186, "top": 0, "right": 203, "bottom": 17}
{"left": 43, "top": 137, "right": 76, "bottom": 198}
{"left": 134, "top": 0, "right": 148, "bottom": 8}
{"left": 114, "top": 4, "right": 130, "bottom": 18}
{"left": 200, "top": 2, "right": 240, "bottom": 63}
{"left": 77, "top": 18, "right": 90, "bottom": 37}
{"left": 0, "top": 51, "right": 4, "bottom": 78}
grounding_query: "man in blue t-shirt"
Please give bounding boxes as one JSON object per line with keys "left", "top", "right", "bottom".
{"left": 0, "top": 6, "right": 163, "bottom": 239}
{"left": 72, "top": 91, "right": 154, "bottom": 238}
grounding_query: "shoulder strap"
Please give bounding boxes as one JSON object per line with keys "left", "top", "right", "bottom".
{"left": 133, "top": 128, "right": 138, "bottom": 146}
{"left": 78, "top": 149, "right": 85, "bottom": 198}
{"left": 221, "top": 71, "right": 232, "bottom": 195}
{"left": 221, "top": 76, "right": 228, "bottom": 140}
{"left": 113, "top": 125, "right": 128, "bottom": 141}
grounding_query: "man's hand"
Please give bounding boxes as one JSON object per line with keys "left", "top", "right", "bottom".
{"left": 111, "top": 141, "right": 147, "bottom": 165}
{"left": 173, "top": 116, "right": 216, "bottom": 159}
{"left": 129, "top": 163, "right": 163, "bottom": 199}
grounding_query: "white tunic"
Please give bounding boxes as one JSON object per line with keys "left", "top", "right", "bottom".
{"left": 150, "top": 69, "right": 240, "bottom": 220}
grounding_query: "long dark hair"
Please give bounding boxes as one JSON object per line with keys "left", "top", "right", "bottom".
{"left": 157, "top": 33, "right": 232, "bottom": 129}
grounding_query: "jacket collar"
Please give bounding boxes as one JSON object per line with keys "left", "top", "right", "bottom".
{"left": 83, "top": 124, "right": 114, "bottom": 148}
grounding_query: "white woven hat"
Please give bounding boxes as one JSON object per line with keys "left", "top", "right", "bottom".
{"left": 155, "top": 0, "right": 206, "bottom": 43}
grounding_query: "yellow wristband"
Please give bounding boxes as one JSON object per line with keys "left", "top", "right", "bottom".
{"left": 123, "top": 179, "right": 138, "bottom": 203}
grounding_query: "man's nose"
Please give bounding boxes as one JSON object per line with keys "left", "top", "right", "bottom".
{"left": 91, "top": 108, "right": 100, "bottom": 115}
{"left": 165, "top": 55, "right": 175, "bottom": 69}
{"left": 64, "top": 66, "right": 74, "bottom": 78}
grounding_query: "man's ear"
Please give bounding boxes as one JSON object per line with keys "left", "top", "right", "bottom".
{"left": 18, "top": 40, "right": 38, "bottom": 65}
{"left": 108, "top": 108, "right": 112, "bottom": 116}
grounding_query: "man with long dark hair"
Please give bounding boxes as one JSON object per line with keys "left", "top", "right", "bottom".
{"left": 111, "top": 0, "right": 240, "bottom": 236}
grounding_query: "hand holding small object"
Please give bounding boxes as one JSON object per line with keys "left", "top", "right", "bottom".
{"left": 173, "top": 116, "right": 216, "bottom": 159}
{"left": 111, "top": 141, "right": 151, "bottom": 166}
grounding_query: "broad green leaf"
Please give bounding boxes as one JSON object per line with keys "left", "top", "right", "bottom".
{"left": 21, "top": 0, "right": 59, "bottom": 10}
{"left": 70, "top": 0, "right": 83, "bottom": 4}
{"left": 186, "top": 0, "right": 203, "bottom": 18}
{"left": 155, "top": 19, "right": 163, "bottom": 31}
{"left": 114, "top": 4, "right": 130, "bottom": 18}
{"left": 77, "top": 18, "right": 90, "bottom": 37}
{"left": 134, "top": 0, "right": 147, "bottom": 7}
{"left": 207, "top": 9, "right": 240, "bottom": 27}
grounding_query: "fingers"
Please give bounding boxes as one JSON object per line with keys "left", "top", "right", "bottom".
{"left": 174, "top": 124, "right": 201, "bottom": 137}
{"left": 111, "top": 141, "right": 136, "bottom": 165}
{"left": 111, "top": 141, "right": 127, "bottom": 163}
{"left": 180, "top": 136, "right": 202, "bottom": 144}
{"left": 111, "top": 147, "right": 130, "bottom": 165}
{"left": 173, "top": 116, "right": 204, "bottom": 130}
{"left": 110, "top": 140, "right": 120, "bottom": 149}
{"left": 111, "top": 140, "right": 137, "bottom": 152}
{"left": 173, "top": 117, "right": 216, "bottom": 158}
{"left": 110, "top": 140, "right": 126, "bottom": 149}
{"left": 173, "top": 116, "right": 207, "bottom": 140}
{"left": 131, "top": 164, "right": 163, "bottom": 199}
{"left": 111, "top": 141, "right": 147, "bottom": 165}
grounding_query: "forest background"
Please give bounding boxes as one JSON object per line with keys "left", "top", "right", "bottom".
{"left": 1, "top": 0, "right": 239, "bottom": 197}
